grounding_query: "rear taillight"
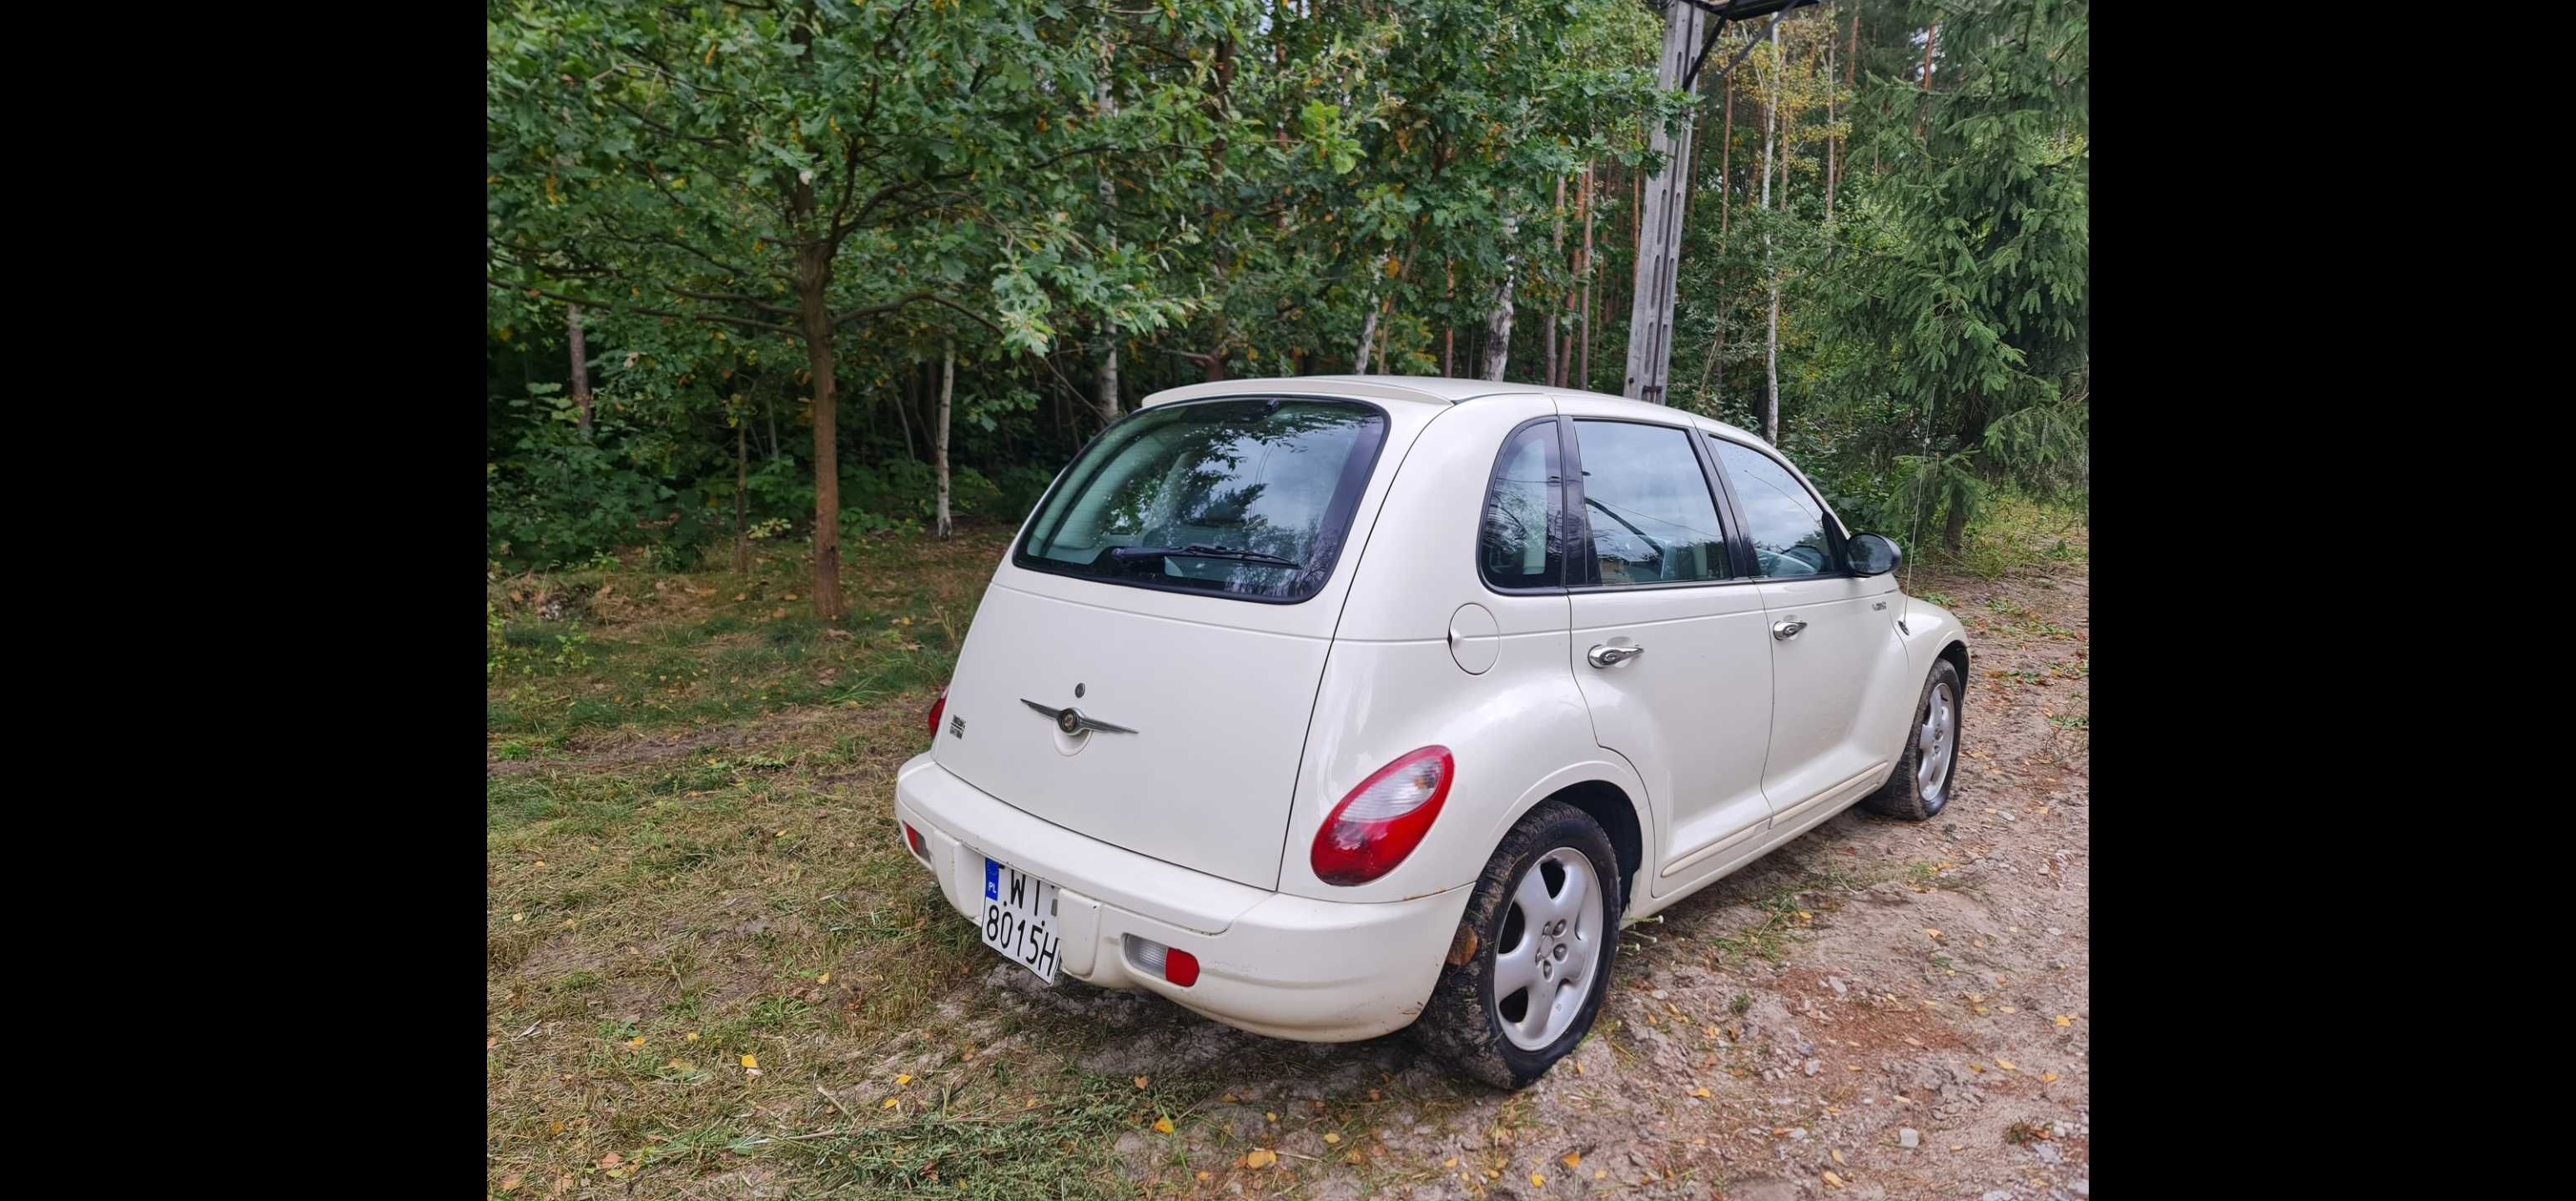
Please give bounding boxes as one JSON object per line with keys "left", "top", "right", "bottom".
{"left": 926, "top": 687, "right": 948, "bottom": 740}
{"left": 1311, "top": 746, "right": 1453, "bottom": 886}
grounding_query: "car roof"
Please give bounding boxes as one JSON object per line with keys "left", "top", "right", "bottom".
{"left": 1136, "top": 375, "right": 1769, "bottom": 446}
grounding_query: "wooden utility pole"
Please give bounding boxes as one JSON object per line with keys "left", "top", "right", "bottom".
{"left": 1620, "top": 0, "right": 1710, "bottom": 404}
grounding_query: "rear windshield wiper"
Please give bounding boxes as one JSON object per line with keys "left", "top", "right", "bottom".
{"left": 1101, "top": 543, "right": 1303, "bottom": 570}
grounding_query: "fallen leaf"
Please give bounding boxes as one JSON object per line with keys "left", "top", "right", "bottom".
{"left": 896, "top": 1074, "right": 912, "bottom": 1087}
{"left": 1924, "top": 928, "right": 1942, "bottom": 938}
{"left": 1265, "top": 1112, "right": 1278, "bottom": 1122}
{"left": 1323, "top": 1133, "right": 1341, "bottom": 1144}
{"left": 600, "top": 1153, "right": 622, "bottom": 1169}
{"left": 626, "top": 1036, "right": 646, "bottom": 1048}
{"left": 1824, "top": 1170, "right": 1845, "bottom": 1188}
{"left": 882, "top": 1098, "right": 900, "bottom": 1110}
{"left": 684, "top": 1033, "right": 699, "bottom": 1043}
{"left": 501, "top": 1173, "right": 522, "bottom": 1192}
{"left": 487, "top": 1038, "right": 500, "bottom": 1049}
{"left": 1154, "top": 1118, "right": 1175, "bottom": 1134}
{"left": 1531, "top": 1173, "right": 1546, "bottom": 1187}
{"left": 1445, "top": 1158, "right": 1459, "bottom": 1168}
{"left": 1967, "top": 1063, "right": 1985, "bottom": 1073}
{"left": 511, "top": 912, "right": 526, "bottom": 923}
{"left": 1998, "top": 1005, "right": 2015, "bottom": 1013}
{"left": 2041, "top": 1072, "right": 2060, "bottom": 1083}
{"left": 1995, "top": 1059, "right": 2017, "bottom": 1071}
{"left": 1562, "top": 1153, "right": 1582, "bottom": 1169}
{"left": 1689, "top": 1086, "right": 1713, "bottom": 1098}
{"left": 1195, "top": 1171, "right": 1211, "bottom": 1182}
{"left": 740, "top": 1055, "right": 758, "bottom": 1069}
{"left": 1134, "top": 1076, "right": 1150, "bottom": 1089}
{"left": 2055, "top": 1014, "right": 2075, "bottom": 1027}
{"left": 1244, "top": 1149, "right": 1277, "bottom": 1169}
{"left": 817, "top": 972, "right": 831, "bottom": 984}
{"left": 1831, "top": 1150, "right": 1845, "bottom": 1165}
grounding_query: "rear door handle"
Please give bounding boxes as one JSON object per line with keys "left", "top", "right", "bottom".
{"left": 1586, "top": 643, "right": 1644, "bottom": 668}
{"left": 1772, "top": 620, "right": 1808, "bottom": 641}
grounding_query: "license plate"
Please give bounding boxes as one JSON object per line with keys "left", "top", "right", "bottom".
{"left": 979, "top": 857, "right": 1062, "bottom": 983}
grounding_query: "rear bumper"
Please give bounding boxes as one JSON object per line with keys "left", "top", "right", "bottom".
{"left": 893, "top": 753, "right": 1472, "bottom": 1043}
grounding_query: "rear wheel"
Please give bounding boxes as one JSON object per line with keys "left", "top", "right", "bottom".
{"left": 1864, "top": 657, "right": 1964, "bottom": 821}
{"left": 1411, "top": 802, "right": 1622, "bottom": 1089}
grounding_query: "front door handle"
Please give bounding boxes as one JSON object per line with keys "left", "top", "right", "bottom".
{"left": 1586, "top": 643, "right": 1644, "bottom": 668}
{"left": 1772, "top": 619, "right": 1808, "bottom": 641}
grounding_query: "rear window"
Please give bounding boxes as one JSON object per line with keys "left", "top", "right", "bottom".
{"left": 1013, "top": 398, "right": 1390, "bottom": 603}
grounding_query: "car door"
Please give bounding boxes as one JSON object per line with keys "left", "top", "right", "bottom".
{"left": 1704, "top": 435, "right": 1904, "bottom": 828}
{"left": 1557, "top": 414, "right": 1776, "bottom": 900}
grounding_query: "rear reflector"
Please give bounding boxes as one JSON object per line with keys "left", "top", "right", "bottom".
{"left": 1123, "top": 935, "right": 1198, "bottom": 987}
{"left": 903, "top": 822, "right": 927, "bottom": 860}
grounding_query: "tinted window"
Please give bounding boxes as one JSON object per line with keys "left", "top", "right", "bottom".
{"left": 1710, "top": 438, "right": 1837, "bottom": 577}
{"left": 1482, "top": 422, "right": 1564, "bottom": 590}
{"left": 1014, "top": 399, "right": 1387, "bottom": 602}
{"left": 1572, "top": 420, "right": 1730, "bottom": 586}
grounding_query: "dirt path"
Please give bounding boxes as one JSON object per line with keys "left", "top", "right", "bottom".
{"left": 485, "top": 542, "right": 2085, "bottom": 1200}
{"left": 926, "top": 562, "right": 2090, "bottom": 1200}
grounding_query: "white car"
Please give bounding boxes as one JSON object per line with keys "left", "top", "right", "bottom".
{"left": 893, "top": 375, "right": 1967, "bottom": 1087}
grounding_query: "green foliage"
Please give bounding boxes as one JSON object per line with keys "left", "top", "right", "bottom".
{"left": 485, "top": 0, "right": 2086, "bottom": 573}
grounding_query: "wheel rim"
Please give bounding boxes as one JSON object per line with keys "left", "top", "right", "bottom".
{"left": 1915, "top": 680, "right": 1957, "bottom": 802}
{"left": 1492, "top": 847, "right": 1605, "bottom": 1051}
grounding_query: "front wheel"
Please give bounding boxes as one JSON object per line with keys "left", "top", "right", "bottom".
{"left": 1411, "top": 802, "right": 1622, "bottom": 1089}
{"left": 1864, "top": 656, "right": 1964, "bottom": 821}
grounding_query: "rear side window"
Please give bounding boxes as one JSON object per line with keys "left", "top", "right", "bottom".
{"left": 1014, "top": 398, "right": 1388, "bottom": 603}
{"left": 1481, "top": 421, "right": 1565, "bottom": 590}
{"left": 1572, "top": 420, "right": 1732, "bottom": 586}
{"left": 1708, "top": 437, "right": 1839, "bottom": 577}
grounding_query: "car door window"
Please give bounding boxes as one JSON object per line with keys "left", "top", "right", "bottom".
{"left": 1708, "top": 438, "right": 1838, "bottom": 577}
{"left": 1481, "top": 421, "right": 1565, "bottom": 590}
{"left": 1572, "top": 420, "right": 1730, "bottom": 587}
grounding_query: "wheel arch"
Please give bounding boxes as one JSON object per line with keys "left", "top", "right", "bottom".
{"left": 1491, "top": 761, "right": 1653, "bottom": 919}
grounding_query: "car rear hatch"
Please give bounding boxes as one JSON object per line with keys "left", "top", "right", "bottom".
{"left": 931, "top": 395, "right": 1410, "bottom": 891}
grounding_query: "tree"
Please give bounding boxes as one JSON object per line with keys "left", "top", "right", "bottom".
{"left": 1819, "top": 0, "right": 2089, "bottom": 551}
{"left": 488, "top": 0, "right": 1227, "bottom": 617}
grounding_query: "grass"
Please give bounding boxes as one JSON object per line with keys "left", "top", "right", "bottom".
{"left": 1905, "top": 491, "right": 2090, "bottom": 581}
{"left": 487, "top": 502, "right": 2081, "bottom": 1197}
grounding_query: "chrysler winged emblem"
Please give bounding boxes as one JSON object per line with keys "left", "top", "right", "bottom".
{"left": 1021, "top": 698, "right": 1139, "bottom": 736}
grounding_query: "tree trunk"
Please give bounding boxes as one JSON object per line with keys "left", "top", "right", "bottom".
{"left": 795, "top": 248, "right": 845, "bottom": 622}
{"left": 1824, "top": 18, "right": 1838, "bottom": 224}
{"left": 566, "top": 303, "right": 592, "bottom": 435}
{"left": 1941, "top": 493, "right": 1970, "bottom": 555}
{"left": 1918, "top": 22, "right": 1939, "bottom": 142}
{"left": 1761, "top": 22, "right": 1781, "bottom": 445}
{"left": 1720, "top": 77, "right": 1733, "bottom": 236}
{"left": 1353, "top": 254, "right": 1388, "bottom": 371}
{"left": 1577, "top": 163, "right": 1593, "bottom": 389}
{"left": 1479, "top": 218, "right": 1520, "bottom": 381}
{"left": 733, "top": 420, "right": 750, "bottom": 573}
{"left": 764, "top": 389, "right": 780, "bottom": 463}
{"left": 1443, "top": 260, "right": 1457, "bottom": 376}
{"left": 1545, "top": 174, "right": 1565, "bottom": 386}
{"left": 1092, "top": 26, "right": 1123, "bottom": 425}
{"left": 935, "top": 341, "right": 954, "bottom": 540}
{"left": 893, "top": 369, "right": 917, "bottom": 461}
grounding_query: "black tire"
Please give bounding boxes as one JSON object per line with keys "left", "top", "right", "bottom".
{"left": 1411, "top": 801, "right": 1623, "bottom": 1089}
{"left": 1864, "top": 656, "right": 1965, "bottom": 821}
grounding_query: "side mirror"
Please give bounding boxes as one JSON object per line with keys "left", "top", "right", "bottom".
{"left": 1844, "top": 532, "right": 1903, "bottom": 576}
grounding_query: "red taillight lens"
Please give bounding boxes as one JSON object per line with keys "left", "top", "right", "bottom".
{"left": 1311, "top": 746, "right": 1453, "bottom": 886}
{"left": 903, "top": 822, "right": 926, "bottom": 859}
{"left": 1164, "top": 948, "right": 1200, "bottom": 987}
{"left": 926, "top": 688, "right": 948, "bottom": 740}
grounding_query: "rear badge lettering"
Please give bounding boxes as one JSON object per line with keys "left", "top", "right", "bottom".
{"left": 948, "top": 714, "right": 966, "bottom": 739}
